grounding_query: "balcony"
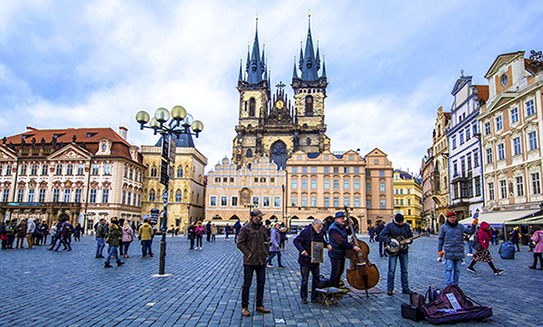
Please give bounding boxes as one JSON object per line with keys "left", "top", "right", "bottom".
{"left": 451, "top": 171, "right": 472, "bottom": 183}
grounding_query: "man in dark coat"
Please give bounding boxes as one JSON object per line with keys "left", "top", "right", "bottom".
{"left": 293, "top": 219, "right": 332, "bottom": 304}
{"left": 328, "top": 211, "right": 361, "bottom": 288}
{"left": 205, "top": 221, "right": 212, "bottom": 242}
{"left": 233, "top": 219, "right": 242, "bottom": 243}
{"left": 236, "top": 209, "right": 271, "bottom": 318}
{"left": 379, "top": 213, "right": 413, "bottom": 295}
{"left": 376, "top": 221, "right": 386, "bottom": 257}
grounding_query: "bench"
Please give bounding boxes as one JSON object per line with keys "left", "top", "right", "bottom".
{"left": 315, "top": 287, "right": 347, "bottom": 307}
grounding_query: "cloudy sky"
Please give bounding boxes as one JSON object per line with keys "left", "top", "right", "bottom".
{"left": 1, "top": 0, "right": 542, "bottom": 174}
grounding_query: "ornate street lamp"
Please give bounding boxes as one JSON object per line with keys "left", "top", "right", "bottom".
{"left": 136, "top": 105, "right": 203, "bottom": 275}
{"left": 244, "top": 202, "right": 257, "bottom": 216}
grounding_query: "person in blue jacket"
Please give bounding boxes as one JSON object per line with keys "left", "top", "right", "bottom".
{"left": 328, "top": 211, "right": 361, "bottom": 288}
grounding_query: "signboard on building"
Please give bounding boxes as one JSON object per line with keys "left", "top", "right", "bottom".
{"left": 150, "top": 209, "right": 160, "bottom": 225}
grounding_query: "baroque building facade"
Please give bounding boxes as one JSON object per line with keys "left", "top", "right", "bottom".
{"left": 0, "top": 127, "right": 144, "bottom": 231}
{"left": 141, "top": 134, "right": 207, "bottom": 234}
{"left": 232, "top": 18, "right": 330, "bottom": 169}
{"left": 393, "top": 170, "right": 423, "bottom": 228}
{"left": 479, "top": 51, "right": 543, "bottom": 212}
{"left": 286, "top": 149, "right": 393, "bottom": 233}
{"left": 446, "top": 74, "right": 488, "bottom": 221}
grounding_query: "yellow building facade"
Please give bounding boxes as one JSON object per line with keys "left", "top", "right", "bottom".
{"left": 393, "top": 170, "right": 423, "bottom": 228}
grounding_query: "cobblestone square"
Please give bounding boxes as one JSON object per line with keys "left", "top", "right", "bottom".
{"left": 1, "top": 234, "right": 541, "bottom": 326}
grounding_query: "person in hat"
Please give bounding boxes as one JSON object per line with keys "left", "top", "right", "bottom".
{"left": 328, "top": 211, "right": 361, "bottom": 288}
{"left": 379, "top": 213, "right": 413, "bottom": 295}
{"left": 437, "top": 211, "right": 477, "bottom": 286}
{"left": 236, "top": 209, "right": 271, "bottom": 318}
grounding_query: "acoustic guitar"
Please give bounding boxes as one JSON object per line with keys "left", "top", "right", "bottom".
{"left": 384, "top": 235, "right": 422, "bottom": 256}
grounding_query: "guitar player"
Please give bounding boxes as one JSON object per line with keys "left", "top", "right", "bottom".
{"left": 379, "top": 213, "right": 413, "bottom": 296}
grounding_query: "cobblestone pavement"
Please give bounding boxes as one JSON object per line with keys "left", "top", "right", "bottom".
{"left": 1, "top": 233, "right": 541, "bottom": 327}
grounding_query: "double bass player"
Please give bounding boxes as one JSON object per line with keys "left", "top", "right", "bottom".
{"left": 328, "top": 211, "right": 361, "bottom": 287}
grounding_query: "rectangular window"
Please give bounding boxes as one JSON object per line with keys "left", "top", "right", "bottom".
{"left": 64, "top": 189, "right": 71, "bottom": 202}
{"left": 55, "top": 164, "right": 62, "bottom": 175}
{"left": 5, "top": 164, "right": 12, "bottom": 175}
{"left": 88, "top": 189, "right": 95, "bottom": 203}
{"left": 273, "top": 196, "right": 280, "bottom": 207}
{"left": 380, "top": 199, "right": 386, "bottom": 209}
{"left": 467, "top": 155, "right": 472, "bottom": 170}
{"left": 468, "top": 180, "right": 473, "bottom": 198}
{"left": 511, "top": 108, "right": 519, "bottom": 123}
{"left": 333, "top": 167, "right": 339, "bottom": 173}
{"left": 344, "top": 167, "right": 350, "bottom": 173}
{"left": 354, "top": 197, "right": 360, "bottom": 207}
{"left": 324, "top": 167, "right": 330, "bottom": 173}
{"left": 453, "top": 161, "right": 458, "bottom": 176}
{"left": 496, "top": 116, "right": 503, "bottom": 130}
{"left": 292, "top": 179, "right": 298, "bottom": 189}
{"left": 292, "top": 167, "right": 297, "bottom": 173}
{"left": 221, "top": 196, "right": 228, "bottom": 206}
{"left": 301, "top": 196, "right": 307, "bottom": 207}
{"left": 333, "top": 197, "right": 339, "bottom": 207}
{"left": 310, "top": 196, "right": 317, "bottom": 207}
{"left": 127, "top": 192, "right": 131, "bottom": 206}
{"left": 498, "top": 144, "right": 505, "bottom": 160}
{"left": 486, "top": 148, "right": 493, "bottom": 164}
{"left": 333, "top": 180, "right": 339, "bottom": 189}
{"left": 38, "top": 189, "right": 46, "bottom": 202}
{"left": 252, "top": 196, "right": 259, "bottom": 206}
{"left": 210, "top": 196, "right": 217, "bottom": 206}
{"left": 354, "top": 167, "right": 360, "bottom": 173}
{"left": 53, "top": 188, "right": 60, "bottom": 202}
{"left": 232, "top": 196, "right": 239, "bottom": 207}
{"left": 472, "top": 122, "right": 478, "bottom": 135}
{"left": 91, "top": 164, "right": 99, "bottom": 175}
{"left": 311, "top": 179, "right": 317, "bottom": 189}
{"left": 324, "top": 197, "right": 330, "bottom": 207}
{"left": 475, "top": 176, "right": 481, "bottom": 197}
{"left": 452, "top": 136, "right": 457, "bottom": 149}
{"left": 529, "top": 131, "right": 538, "bottom": 151}
{"left": 380, "top": 182, "right": 385, "bottom": 192}
{"left": 526, "top": 99, "right": 535, "bottom": 116}
{"left": 465, "top": 127, "right": 471, "bottom": 140}
{"left": 459, "top": 131, "right": 464, "bottom": 144}
{"left": 366, "top": 183, "right": 371, "bottom": 192}
{"left": 484, "top": 122, "right": 491, "bottom": 135}
{"left": 2, "top": 189, "right": 9, "bottom": 202}
{"left": 516, "top": 176, "right": 524, "bottom": 197}
{"left": 474, "top": 151, "right": 480, "bottom": 168}
{"left": 104, "top": 164, "right": 111, "bottom": 175}
{"left": 302, "top": 179, "right": 308, "bottom": 189}
{"left": 20, "top": 164, "right": 27, "bottom": 176}
{"left": 30, "top": 164, "right": 38, "bottom": 176}
{"left": 366, "top": 199, "right": 372, "bottom": 209}
{"left": 532, "top": 173, "right": 541, "bottom": 194}
{"left": 122, "top": 190, "right": 126, "bottom": 205}
{"left": 311, "top": 167, "right": 317, "bottom": 173}
{"left": 75, "top": 188, "right": 81, "bottom": 203}
{"left": 263, "top": 196, "right": 270, "bottom": 207}
{"left": 291, "top": 197, "right": 298, "bottom": 206}
{"left": 66, "top": 164, "right": 73, "bottom": 175}
{"left": 500, "top": 180, "right": 507, "bottom": 199}
{"left": 324, "top": 180, "right": 330, "bottom": 189}
{"left": 354, "top": 180, "right": 360, "bottom": 189}
{"left": 513, "top": 137, "right": 522, "bottom": 155}
{"left": 344, "top": 180, "right": 350, "bottom": 189}
{"left": 77, "top": 164, "right": 84, "bottom": 175}
{"left": 302, "top": 167, "right": 308, "bottom": 173}
{"left": 488, "top": 183, "right": 494, "bottom": 201}
{"left": 366, "top": 171, "right": 371, "bottom": 177}
{"left": 17, "top": 189, "right": 24, "bottom": 202}
{"left": 344, "top": 197, "right": 350, "bottom": 207}
{"left": 380, "top": 170, "right": 385, "bottom": 177}
{"left": 28, "top": 188, "right": 35, "bottom": 202}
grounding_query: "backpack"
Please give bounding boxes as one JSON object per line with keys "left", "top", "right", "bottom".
{"left": 499, "top": 241, "right": 515, "bottom": 259}
{"left": 472, "top": 231, "right": 483, "bottom": 252}
{"left": 105, "top": 231, "right": 111, "bottom": 244}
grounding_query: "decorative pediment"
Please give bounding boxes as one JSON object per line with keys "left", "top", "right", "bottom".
{"left": 47, "top": 144, "right": 91, "bottom": 161}
{"left": 451, "top": 76, "right": 470, "bottom": 96}
{"left": 96, "top": 139, "right": 113, "bottom": 156}
{"left": 0, "top": 145, "right": 18, "bottom": 161}
{"left": 129, "top": 146, "right": 139, "bottom": 162}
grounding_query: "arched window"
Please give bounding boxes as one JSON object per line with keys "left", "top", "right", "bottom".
{"left": 184, "top": 189, "right": 188, "bottom": 200}
{"left": 177, "top": 166, "right": 183, "bottom": 178}
{"left": 249, "top": 98, "right": 256, "bottom": 116}
{"left": 185, "top": 165, "right": 189, "bottom": 177}
{"left": 149, "top": 189, "right": 155, "bottom": 202}
{"left": 175, "top": 189, "right": 182, "bottom": 202}
{"left": 247, "top": 149, "right": 252, "bottom": 158}
{"left": 150, "top": 165, "right": 157, "bottom": 177}
{"left": 270, "top": 141, "right": 287, "bottom": 169}
{"left": 307, "top": 137, "right": 311, "bottom": 145}
{"left": 305, "top": 95, "right": 313, "bottom": 115}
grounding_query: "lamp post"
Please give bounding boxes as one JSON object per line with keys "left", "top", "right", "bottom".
{"left": 244, "top": 202, "right": 257, "bottom": 217}
{"left": 136, "top": 105, "right": 203, "bottom": 275}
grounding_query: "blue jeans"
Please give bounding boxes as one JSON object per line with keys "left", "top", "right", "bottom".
{"left": 445, "top": 259, "right": 462, "bottom": 286}
{"left": 467, "top": 240, "right": 473, "bottom": 254}
{"left": 266, "top": 251, "right": 282, "bottom": 266}
{"left": 387, "top": 252, "right": 409, "bottom": 291}
{"left": 96, "top": 238, "right": 105, "bottom": 256}
{"left": 105, "top": 245, "right": 119, "bottom": 264}
{"left": 141, "top": 240, "right": 153, "bottom": 256}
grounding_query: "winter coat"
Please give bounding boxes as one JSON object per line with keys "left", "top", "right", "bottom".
{"left": 195, "top": 226, "right": 205, "bottom": 235}
{"left": 328, "top": 221, "right": 354, "bottom": 259}
{"left": 478, "top": 221, "right": 492, "bottom": 249}
{"left": 511, "top": 229, "right": 521, "bottom": 243}
{"left": 379, "top": 221, "right": 413, "bottom": 254}
{"left": 26, "top": 219, "right": 36, "bottom": 234}
{"left": 106, "top": 223, "right": 123, "bottom": 247}
{"left": 376, "top": 223, "right": 385, "bottom": 241}
{"left": 16, "top": 222, "right": 27, "bottom": 237}
{"left": 121, "top": 225, "right": 134, "bottom": 242}
{"left": 233, "top": 221, "right": 242, "bottom": 234}
{"left": 269, "top": 227, "right": 280, "bottom": 252}
{"left": 224, "top": 225, "right": 232, "bottom": 235}
{"left": 211, "top": 225, "right": 217, "bottom": 235}
{"left": 95, "top": 223, "right": 106, "bottom": 239}
{"left": 6, "top": 222, "right": 16, "bottom": 236}
{"left": 187, "top": 225, "right": 196, "bottom": 240}
{"left": 293, "top": 224, "right": 328, "bottom": 267}
{"left": 438, "top": 222, "right": 474, "bottom": 260}
{"left": 532, "top": 230, "right": 543, "bottom": 253}
{"left": 138, "top": 223, "right": 154, "bottom": 241}
{"left": 499, "top": 241, "right": 515, "bottom": 259}
{"left": 237, "top": 219, "right": 270, "bottom": 266}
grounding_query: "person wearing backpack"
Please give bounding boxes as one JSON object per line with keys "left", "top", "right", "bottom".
{"left": 95, "top": 218, "right": 106, "bottom": 258}
{"left": 510, "top": 227, "right": 521, "bottom": 252}
{"left": 437, "top": 211, "right": 477, "bottom": 286}
{"left": 466, "top": 221, "right": 503, "bottom": 276}
{"left": 499, "top": 241, "right": 515, "bottom": 259}
{"left": 104, "top": 217, "right": 124, "bottom": 268}
{"left": 528, "top": 226, "right": 543, "bottom": 270}
{"left": 6, "top": 219, "right": 16, "bottom": 249}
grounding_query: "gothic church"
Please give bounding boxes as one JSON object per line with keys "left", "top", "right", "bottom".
{"left": 232, "top": 17, "right": 331, "bottom": 169}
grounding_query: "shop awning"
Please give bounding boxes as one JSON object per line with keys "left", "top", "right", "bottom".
{"left": 504, "top": 215, "right": 543, "bottom": 225}
{"left": 459, "top": 209, "right": 540, "bottom": 227}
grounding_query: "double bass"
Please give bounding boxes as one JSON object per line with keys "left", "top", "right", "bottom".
{"left": 343, "top": 206, "right": 380, "bottom": 297}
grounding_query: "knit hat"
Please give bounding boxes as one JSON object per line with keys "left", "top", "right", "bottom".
{"left": 394, "top": 213, "right": 404, "bottom": 223}
{"left": 446, "top": 211, "right": 457, "bottom": 217}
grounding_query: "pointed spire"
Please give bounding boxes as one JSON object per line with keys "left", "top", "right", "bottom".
{"left": 246, "top": 44, "right": 250, "bottom": 71}
{"left": 316, "top": 40, "right": 321, "bottom": 70}
{"left": 238, "top": 59, "right": 243, "bottom": 81}
{"left": 298, "top": 41, "right": 304, "bottom": 69}
{"left": 299, "top": 13, "right": 319, "bottom": 81}
{"left": 246, "top": 17, "right": 265, "bottom": 84}
{"left": 292, "top": 56, "right": 299, "bottom": 79}
{"left": 322, "top": 55, "right": 326, "bottom": 78}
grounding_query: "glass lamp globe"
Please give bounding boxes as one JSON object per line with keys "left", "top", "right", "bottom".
{"left": 149, "top": 117, "right": 160, "bottom": 129}
{"left": 191, "top": 120, "right": 204, "bottom": 133}
{"left": 154, "top": 107, "right": 170, "bottom": 123}
{"left": 171, "top": 105, "right": 186, "bottom": 121}
{"left": 135, "top": 110, "right": 150, "bottom": 124}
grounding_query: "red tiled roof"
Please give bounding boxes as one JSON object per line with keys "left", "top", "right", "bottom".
{"left": 474, "top": 85, "right": 489, "bottom": 102}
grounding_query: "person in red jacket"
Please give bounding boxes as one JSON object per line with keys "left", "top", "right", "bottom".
{"left": 466, "top": 221, "right": 503, "bottom": 275}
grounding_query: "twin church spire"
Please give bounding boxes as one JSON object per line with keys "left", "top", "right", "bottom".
{"left": 239, "top": 18, "right": 268, "bottom": 85}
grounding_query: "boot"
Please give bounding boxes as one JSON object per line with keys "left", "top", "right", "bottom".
{"left": 116, "top": 260, "right": 125, "bottom": 266}
{"left": 104, "top": 262, "right": 113, "bottom": 268}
